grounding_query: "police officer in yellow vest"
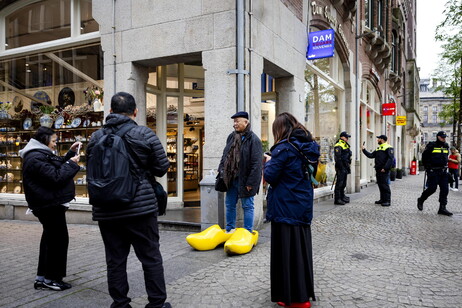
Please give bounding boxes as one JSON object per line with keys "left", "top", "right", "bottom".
{"left": 334, "top": 131, "right": 352, "bottom": 205}
{"left": 417, "top": 131, "right": 453, "bottom": 216}
{"left": 362, "top": 135, "right": 394, "bottom": 207}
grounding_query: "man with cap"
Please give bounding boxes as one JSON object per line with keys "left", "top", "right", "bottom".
{"left": 362, "top": 135, "right": 394, "bottom": 206}
{"left": 333, "top": 131, "right": 352, "bottom": 205}
{"left": 417, "top": 131, "right": 453, "bottom": 216}
{"left": 217, "top": 111, "right": 263, "bottom": 233}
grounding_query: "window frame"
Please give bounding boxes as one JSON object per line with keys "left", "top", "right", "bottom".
{"left": 0, "top": 0, "right": 100, "bottom": 59}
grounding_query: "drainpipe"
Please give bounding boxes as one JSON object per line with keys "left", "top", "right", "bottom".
{"left": 354, "top": 1, "right": 361, "bottom": 192}
{"left": 112, "top": 0, "right": 117, "bottom": 93}
{"left": 236, "top": 0, "right": 246, "bottom": 111}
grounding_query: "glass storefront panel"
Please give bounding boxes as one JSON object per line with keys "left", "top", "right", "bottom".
{"left": 0, "top": 43, "right": 104, "bottom": 196}
{"left": 5, "top": 0, "right": 71, "bottom": 49}
{"left": 80, "top": 0, "right": 99, "bottom": 34}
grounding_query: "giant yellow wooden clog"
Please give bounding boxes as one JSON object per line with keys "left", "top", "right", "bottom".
{"left": 186, "top": 224, "right": 232, "bottom": 251}
{"left": 224, "top": 228, "right": 259, "bottom": 255}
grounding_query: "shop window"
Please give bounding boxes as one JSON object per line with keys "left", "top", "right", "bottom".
{"left": 5, "top": 0, "right": 71, "bottom": 49}
{"left": 80, "top": 0, "right": 99, "bottom": 34}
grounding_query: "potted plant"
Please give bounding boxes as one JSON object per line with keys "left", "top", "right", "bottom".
{"left": 0, "top": 101, "right": 12, "bottom": 119}
{"left": 396, "top": 168, "right": 403, "bottom": 179}
{"left": 390, "top": 168, "right": 397, "bottom": 181}
{"left": 39, "top": 105, "right": 56, "bottom": 128}
{"left": 84, "top": 86, "right": 104, "bottom": 111}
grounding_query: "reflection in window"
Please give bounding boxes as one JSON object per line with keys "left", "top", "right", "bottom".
{"left": 5, "top": 0, "right": 71, "bottom": 49}
{"left": 80, "top": 0, "right": 99, "bottom": 34}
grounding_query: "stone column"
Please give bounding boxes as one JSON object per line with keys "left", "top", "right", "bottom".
{"left": 275, "top": 75, "right": 305, "bottom": 123}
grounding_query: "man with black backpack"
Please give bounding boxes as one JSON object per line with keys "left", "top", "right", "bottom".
{"left": 86, "top": 92, "right": 171, "bottom": 308}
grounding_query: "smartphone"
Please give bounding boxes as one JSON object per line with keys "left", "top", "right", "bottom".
{"left": 363, "top": 141, "right": 365, "bottom": 146}
{"left": 77, "top": 143, "right": 81, "bottom": 155}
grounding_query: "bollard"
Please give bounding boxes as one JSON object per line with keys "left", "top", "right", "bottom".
{"left": 199, "top": 170, "right": 225, "bottom": 230}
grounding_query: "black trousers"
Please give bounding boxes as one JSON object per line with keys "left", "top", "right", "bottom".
{"left": 98, "top": 213, "right": 166, "bottom": 308}
{"left": 449, "top": 168, "right": 459, "bottom": 189}
{"left": 334, "top": 169, "right": 348, "bottom": 200}
{"left": 420, "top": 169, "right": 449, "bottom": 205}
{"left": 34, "top": 205, "right": 69, "bottom": 281}
{"left": 376, "top": 171, "right": 391, "bottom": 203}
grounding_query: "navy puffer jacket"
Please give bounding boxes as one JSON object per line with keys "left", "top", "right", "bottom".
{"left": 87, "top": 114, "right": 169, "bottom": 221}
{"left": 264, "top": 130, "right": 320, "bottom": 225}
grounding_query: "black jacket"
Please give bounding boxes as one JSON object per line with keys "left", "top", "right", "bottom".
{"left": 421, "top": 140, "right": 449, "bottom": 170}
{"left": 218, "top": 129, "right": 263, "bottom": 198}
{"left": 362, "top": 142, "right": 394, "bottom": 172}
{"left": 87, "top": 114, "right": 169, "bottom": 221}
{"left": 334, "top": 139, "right": 352, "bottom": 173}
{"left": 20, "top": 139, "right": 80, "bottom": 211}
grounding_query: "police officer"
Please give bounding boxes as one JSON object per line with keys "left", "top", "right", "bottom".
{"left": 362, "top": 135, "right": 394, "bottom": 207}
{"left": 334, "top": 131, "right": 352, "bottom": 205}
{"left": 417, "top": 131, "right": 453, "bottom": 216}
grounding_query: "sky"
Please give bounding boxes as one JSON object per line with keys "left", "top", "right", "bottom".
{"left": 416, "top": 0, "right": 446, "bottom": 79}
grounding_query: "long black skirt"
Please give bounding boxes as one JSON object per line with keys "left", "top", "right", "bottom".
{"left": 270, "top": 222, "right": 315, "bottom": 304}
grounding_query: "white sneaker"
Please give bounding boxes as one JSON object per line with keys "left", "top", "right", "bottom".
{"left": 226, "top": 229, "right": 236, "bottom": 234}
{"left": 449, "top": 188, "right": 454, "bottom": 191}
{"left": 453, "top": 188, "right": 459, "bottom": 191}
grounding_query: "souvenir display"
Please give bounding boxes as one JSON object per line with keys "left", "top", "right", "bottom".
{"left": 54, "top": 116, "right": 64, "bottom": 129}
{"left": 71, "top": 117, "right": 82, "bottom": 128}
{"left": 58, "top": 87, "right": 75, "bottom": 107}
{"left": 23, "top": 118, "right": 32, "bottom": 130}
{"left": 13, "top": 186, "right": 21, "bottom": 194}
{"left": 13, "top": 96, "right": 23, "bottom": 112}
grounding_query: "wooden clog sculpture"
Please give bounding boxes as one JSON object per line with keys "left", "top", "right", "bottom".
{"left": 186, "top": 224, "right": 232, "bottom": 251}
{"left": 223, "top": 228, "right": 259, "bottom": 255}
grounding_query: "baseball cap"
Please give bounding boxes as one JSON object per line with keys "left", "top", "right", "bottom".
{"left": 376, "top": 135, "right": 388, "bottom": 141}
{"left": 436, "top": 131, "right": 447, "bottom": 138}
{"left": 231, "top": 111, "right": 248, "bottom": 119}
{"left": 340, "top": 131, "right": 351, "bottom": 138}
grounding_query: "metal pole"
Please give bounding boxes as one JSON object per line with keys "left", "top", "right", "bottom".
{"left": 354, "top": 0, "right": 361, "bottom": 192}
{"left": 236, "top": 0, "right": 245, "bottom": 112}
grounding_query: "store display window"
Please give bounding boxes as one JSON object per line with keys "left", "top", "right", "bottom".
{"left": 305, "top": 53, "right": 344, "bottom": 187}
{"left": 0, "top": 44, "right": 104, "bottom": 196}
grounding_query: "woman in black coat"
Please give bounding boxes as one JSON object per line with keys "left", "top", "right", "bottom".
{"left": 19, "top": 127, "right": 81, "bottom": 291}
{"left": 264, "top": 113, "right": 320, "bottom": 308}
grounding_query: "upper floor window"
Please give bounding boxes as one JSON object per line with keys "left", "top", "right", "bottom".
{"left": 423, "top": 114, "right": 428, "bottom": 123}
{"left": 391, "top": 31, "right": 397, "bottom": 72}
{"left": 432, "top": 106, "right": 438, "bottom": 112}
{"left": 377, "top": 0, "right": 383, "bottom": 32}
{"left": 3, "top": 0, "right": 98, "bottom": 50}
{"left": 365, "top": 0, "right": 375, "bottom": 29}
{"left": 423, "top": 106, "right": 428, "bottom": 113}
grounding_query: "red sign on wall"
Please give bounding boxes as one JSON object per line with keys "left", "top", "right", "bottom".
{"left": 382, "top": 103, "right": 396, "bottom": 116}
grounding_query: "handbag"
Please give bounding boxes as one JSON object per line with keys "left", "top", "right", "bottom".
{"left": 215, "top": 172, "right": 228, "bottom": 192}
{"left": 152, "top": 180, "right": 168, "bottom": 216}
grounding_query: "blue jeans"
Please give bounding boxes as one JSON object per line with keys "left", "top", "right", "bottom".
{"left": 225, "top": 179, "right": 254, "bottom": 232}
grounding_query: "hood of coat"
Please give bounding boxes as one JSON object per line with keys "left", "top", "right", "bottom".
{"left": 19, "top": 138, "right": 52, "bottom": 159}
{"left": 104, "top": 113, "right": 137, "bottom": 130}
{"left": 289, "top": 129, "right": 320, "bottom": 160}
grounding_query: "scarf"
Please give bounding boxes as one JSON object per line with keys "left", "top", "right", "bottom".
{"left": 223, "top": 122, "right": 252, "bottom": 187}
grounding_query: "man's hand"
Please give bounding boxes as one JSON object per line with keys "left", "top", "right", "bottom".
{"left": 70, "top": 155, "right": 80, "bottom": 163}
{"left": 246, "top": 186, "right": 252, "bottom": 192}
{"left": 381, "top": 169, "right": 385, "bottom": 172}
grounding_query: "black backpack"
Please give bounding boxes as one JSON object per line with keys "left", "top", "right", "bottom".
{"left": 87, "top": 124, "right": 139, "bottom": 206}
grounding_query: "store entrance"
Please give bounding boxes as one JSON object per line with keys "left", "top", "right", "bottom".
{"left": 146, "top": 63, "right": 204, "bottom": 208}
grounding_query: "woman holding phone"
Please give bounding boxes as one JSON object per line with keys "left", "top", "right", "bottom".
{"left": 19, "top": 127, "right": 81, "bottom": 291}
{"left": 264, "top": 113, "right": 320, "bottom": 308}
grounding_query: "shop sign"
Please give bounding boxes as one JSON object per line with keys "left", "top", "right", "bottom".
{"left": 396, "top": 116, "right": 406, "bottom": 126}
{"left": 382, "top": 103, "right": 396, "bottom": 116}
{"left": 307, "top": 29, "right": 335, "bottom": 60}
{"left": 310, "top": 2, "right": 349, "bottom": 51}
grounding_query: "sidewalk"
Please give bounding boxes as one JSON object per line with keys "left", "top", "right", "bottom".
{"left": 1, "top": 174, "right": 461, "bottom": 307}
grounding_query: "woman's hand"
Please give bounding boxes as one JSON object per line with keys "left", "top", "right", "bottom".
{"left": 70, "top": 141, "right": 82, "bottom": 152}
{"left": 70, "top": 155, "right": 80, "bottom": 164}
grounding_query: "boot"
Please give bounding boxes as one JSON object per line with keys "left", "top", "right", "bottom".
{"left": 334, "top": 199, "right": 346, "bottom": 205}
{"left": 438, "top": 204, "right": 453, "bottom": 216}
{"left": 342, "top": 196, "right": 350, "bottom": 203}
{"left": 417, "top": 197, "right": 423, "bottom": 211}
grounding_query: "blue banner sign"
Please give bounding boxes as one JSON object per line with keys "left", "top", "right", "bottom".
{"left": 306, "top": 29, "right": 335, "bottom": 60}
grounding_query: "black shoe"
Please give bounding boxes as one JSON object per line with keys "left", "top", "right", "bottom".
{"left": 438, "top": 209, "right": 453, "bottom": 216}
{"left": 342, "top": 197, "right": 350, "bottom": 203}
{"left": 417, "top": 197, "right": 423, "bottom": 211}
{"left": 381, "top": 202, "right": 391, "bottom": 207}
{"left": 374, "top": 200, "right": 383, "bottom": 204}
{"left": 43, "top": 280, "right": 72, "bottom": 291}
{"left": 334, "top": 200, "right": 346, "bottom": 205}
{"left": 34, "top": 280, "right": 46, "bottom": 290}
{"left": 162, "top": 303, "right": 172, "bottom": 308}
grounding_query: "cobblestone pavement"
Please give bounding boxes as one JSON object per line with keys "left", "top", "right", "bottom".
{"left": 1, "top": 173, "right": 461, "bottom": 308}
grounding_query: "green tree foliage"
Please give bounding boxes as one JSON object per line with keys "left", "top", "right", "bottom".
{"left": 435, "top": 0, "right": 462, "bottom": 149}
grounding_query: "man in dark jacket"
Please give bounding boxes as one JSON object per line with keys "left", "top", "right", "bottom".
{"left": 333, "top": 131, "right": 352, "bottom": 205}
{"left": 86, "top": 92, "right": 171, "bottom": 308}
{"left": 362, "top": 135, "right": 394, "bottom": 207}
{"left": 417, "top": 131, "right": 452, "bottom": 216}
{"left": 218, "top": 111, "right": 263, "bottom": 233}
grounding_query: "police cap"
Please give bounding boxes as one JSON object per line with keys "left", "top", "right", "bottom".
{"left": 436, "top": 131, "right": 447, "bottom": 138}
{"left": 340, "top": 131, "right": 351, "bottom": 138}
{"left": 376, "top": 135, "right": 388, "bottom": 141}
